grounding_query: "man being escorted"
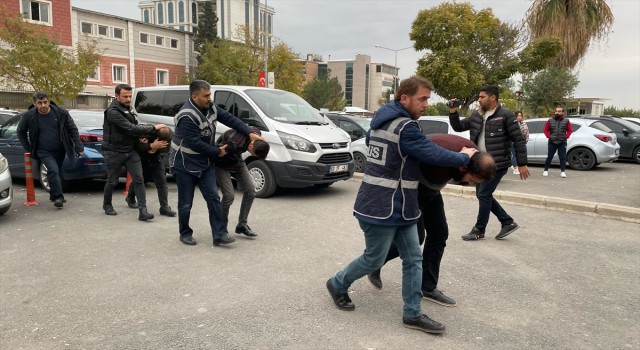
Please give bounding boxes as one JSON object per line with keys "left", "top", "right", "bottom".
{"left": 215, "top": 127, "right": 270, "bottom": 237}
{"left": 126, "top": 126, "right": 176, "bottom": 217}
{"left": 102, "top": 84, "right": 165, "bottom": 221}
{"left": 368, "top": 134, "right": 496, "bottom": 307}
{"left": 169, "top": 80, "right": 263, "bottom": 246}
{"left": 449, "top": 85, "right": 530, "bottom": 241}
{"left": 326, "top": 76, "right": 477, "bottom": 334}
{"left": 17, "top": 92, "right": 84, "bottom": 208}
{"left": 542, "top": 106, "right": 572, "bottom": 178}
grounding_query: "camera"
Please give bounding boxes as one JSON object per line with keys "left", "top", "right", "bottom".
{"left": 446, "top": 99, "right": 463, "bottom": 108}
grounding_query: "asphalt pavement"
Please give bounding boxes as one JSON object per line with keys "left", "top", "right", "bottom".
{"left": 1, "top": 177, "right": 639, "bottom": 349}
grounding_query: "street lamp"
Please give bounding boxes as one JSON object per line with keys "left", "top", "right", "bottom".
{"left": 374, "top": 44, "right": 412, "bottom": 89}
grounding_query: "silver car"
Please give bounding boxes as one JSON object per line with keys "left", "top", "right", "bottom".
{"left": 524, "top": 118, "right": 620, "bottom": 170}
{"left": 0, "top": 152, "right": 13, "bottom": 215}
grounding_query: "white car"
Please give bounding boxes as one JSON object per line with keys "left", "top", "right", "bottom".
{"left": 0, "top": 152, "right": 13, "bottom": 215}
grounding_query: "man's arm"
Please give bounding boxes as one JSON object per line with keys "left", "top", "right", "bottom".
{"left": 400, "top": 123, "right": 472, "bottom": 167}
{"left": 105, "top": 109, "right": 155, "bottom": 136}
{"left": 543, "top": 120, "right": 551, "bottom": 138}
{"left": 177, "top": 118, "right": 222, "bottom": 157}
{"left": 16, "top": 112, "right": 31, "bottom": 152}
{"left": 448, "top": 109, "right": 472, "bottom": 132}
{"left": 213, "top": 105, "right": 252, "bottom": 135}
{"left": 566, "top": 121, "right": 573, "bottom": 139}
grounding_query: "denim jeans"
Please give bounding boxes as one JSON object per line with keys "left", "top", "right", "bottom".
{"left": 215, "top": 163, "right": 255, "bottom": 228}
{"left": 173, "top": 166, "right": 228, "bottom": 240}
{"left": 38, "top": 149, "right": 65, "bottom": 201}
{"left": 384, "top": 193, "right": 448, "bottom": 292}
{"left": 128, "top": 154, "right": 169, "bottom": 208}
{"left": 511, "top": 144, "right": 518, "bottom": 167}
{"left": 544, "top": 142, "right": 567, "bottom": 172}
{"left": 103, "top": 150, "right": 146, "bottom": 208}
{"left": 331, "top": 220, "right": 424, "bottom": 318}
{"left": 474, "top": 167, "right": 513, "bottom": 233}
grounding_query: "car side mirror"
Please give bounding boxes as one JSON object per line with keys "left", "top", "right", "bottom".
{"left": 622, "top": 128, "right": 629, "bottom": 136}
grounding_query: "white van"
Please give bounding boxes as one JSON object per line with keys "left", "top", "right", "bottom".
{"left": 132, "top": 85, "right": 354, "bottom": 197}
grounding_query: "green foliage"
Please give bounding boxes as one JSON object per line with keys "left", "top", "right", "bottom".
{"left": 268, "top": 41, "right": 304, "bottom": 95}
{"left": 410, "top": 2, "right": 560, "bottom": 113}
{"left": 193, "top": 0, "right": 218, "bottom": 55}
{"left": 0, "top": 14, "right": 100, "bottom": 103}
{"left": 523, "top": 67, "right": 579, "bottom": 117}
{"left": 423, "top": 102, "right": 450, "bottom": 116}
{"left": 301, "top": 77, "right": 347, "bottom": 111}
{"left": 603, "top": 106, "right": 640, "bottom": 117}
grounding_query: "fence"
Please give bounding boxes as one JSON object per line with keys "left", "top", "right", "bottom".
{"left": 0, "top": 90, "right": 112, "bottom": 111}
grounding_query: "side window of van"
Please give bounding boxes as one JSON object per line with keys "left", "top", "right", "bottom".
{"left": 214, "top": 91, "right": 268, "bottom": 131}
{"left": 135, "top": 91, "right": 164, "bottom": 115}
{"left": 163, "top": 90, "right": 190, "bottom": 117}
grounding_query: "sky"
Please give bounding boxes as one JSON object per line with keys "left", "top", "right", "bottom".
{"left": 71, "top": 0, "right": 640, "bottom": 110}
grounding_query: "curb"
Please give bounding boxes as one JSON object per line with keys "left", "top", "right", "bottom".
{"left": 350, "top": 173, "right": 640, "bottom": 224}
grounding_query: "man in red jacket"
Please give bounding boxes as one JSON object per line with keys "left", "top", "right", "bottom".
{"left": 543, "top": 106, "right": 573, "bottom": 178}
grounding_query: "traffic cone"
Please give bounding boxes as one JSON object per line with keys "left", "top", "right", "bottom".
{"left": 23, "top": 152, "right": 39, "bottom": 206}
{"left": 122, "top": 172, "right": 132, "bottom": 194}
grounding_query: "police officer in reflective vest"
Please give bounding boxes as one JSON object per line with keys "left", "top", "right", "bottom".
{"left": 326, "top": 76, "right": 477, "bottom": 334}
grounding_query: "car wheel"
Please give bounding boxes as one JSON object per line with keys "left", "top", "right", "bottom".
{"left": 633, "top": 146, "right": 640, "bottom": 164}
{"left": 39, "top": 163, "right": 69, "bottom": 192}
{"left": 353, "top": 152, "right": 367, "bottom": 173}
{"left": 567, "top": 148, "right": 596, "bottom": 170}
{"left": 247, "top": 160, "right": 277, "bottom": 198}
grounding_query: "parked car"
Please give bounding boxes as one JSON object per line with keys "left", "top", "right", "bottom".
{"left": 351, "top": 116, "right": 469, "bottom": 173}
{"left": 525, "top": 118, "right": 620, "bottom": 170}
{"left": 567, "top": 116, "right": 640, "bottom": 163}
{"left": 0, "top": 110, "right": 108, "bottom": 191}
{"left": 0, "top": 152, "right": 12, "bottom": 215}
{"left": 622, "top": 117, "right": 640, "bottom": 126}
{"left": 0, "top": 109, "right": 20, "bottom": 128}
{"left": 324, "top": 113, "right": 371, "bottom": 141}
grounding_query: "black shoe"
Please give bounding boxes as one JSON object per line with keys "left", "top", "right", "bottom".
{"left": 235, "top": 223, "right": 257, "bottom": 237}
{"left": 103, "top": 205, "right": 117, "bottom": 216}
{"left": 496, "top": 222, "right": 519, "bottom": 239}
{"left": 213, "top": 235, "right": 236, "bottom": 246}
{"left": 138, "top": 207, "right": 154, "bottom": 221}
{"left": 326, "top": 279, "right": 355, "bottom": 311}
{"left": 402, "top": 314, "right": 446, "bottom": 334}
{"left": 159, "top": 206, "right": 177, "bottom": 217}
{"left": 125, "top": 195, "right": 138, "bottom": 209}
{"left": 367, "top": 269, "right": 383, "bottom": 289}
{"left": 461, "top": 227, "right": 484, "bottom": 241}
{"left": 422, "top": 289, "right": 456, "bottom": 307}
{"left": 54, "top": 198, "right": 64, "bottom": 208}
{"left": 179, "top": 235, "right": 197, "bottom": 245}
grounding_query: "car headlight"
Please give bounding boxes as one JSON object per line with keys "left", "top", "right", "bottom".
{"left": 0, "top": 154, "right": 8, "bottom": 174}
{"left": 277, "top": 131, "right": 317, "bottom": 153}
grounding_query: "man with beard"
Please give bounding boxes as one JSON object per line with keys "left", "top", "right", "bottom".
{"left": 542, "top": 106, "right": 572, "bottom": 178}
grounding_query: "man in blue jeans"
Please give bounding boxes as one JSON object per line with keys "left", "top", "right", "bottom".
{"left": 326, "top": 77, "right": 477, "bottom": 334}
{"left": 542, "top": 106, "right": 572, "bottom": 178}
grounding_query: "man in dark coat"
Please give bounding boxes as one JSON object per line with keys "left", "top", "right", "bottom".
{"left": 17, "top": 91, "right": 84, "bottom": 208}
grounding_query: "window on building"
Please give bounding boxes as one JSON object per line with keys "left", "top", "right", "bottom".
{"left": 168, "top": 1, "right": 174, "bottom": 23}
{"left": 21, "top": 0, "right": 51, "bottom": 25}
{"left": 81, "top": 22, "right": 93, "bottom": 34}
{"left": 87, "top": 64, "right": 100, "bottom": 82}
{"left": 113, "top": 28, "right": 124, "bottom": 39}
{"left": 156, "top": 36, "right": 164, "bottom": 46}
{"left": 170, "top": 39, "right": 179, "bottom": 49}
{"left": 245, "top": 0, "right": 250, "bottom": 26}
{"left": 156, "top": 70, "right": 169, "bottom": 86}
{"left": 157, "top": 3, "right": 164, "bottom": 24}
{"left": 192, "top": 2, "right": 198, "bottom": 24}
{"left": 178, "top": 1, "right": 185, "bottom": 22}
{"left": 143, "top": 9, "right": 150, "bottom": 23}
{"left": 140, "top": 33, "right": 149, "bottom": 44}
{"left": 112, "top": 65, "right": 126, "bottom": 83}
{"left": 98, "top": 25, "right": 108, "bottom": 36}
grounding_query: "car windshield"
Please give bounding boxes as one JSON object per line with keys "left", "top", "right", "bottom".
{"left": 613, "top": 118, "right": 640, "bottom": 132}
{"left": 245, "top": 89, "right": 328, "bottom": 125}
{"left": 356, "top": 118, "right": 372, "bottom": 132}
{"left": 69, "top": 110, "right": 104, "bottom": 128}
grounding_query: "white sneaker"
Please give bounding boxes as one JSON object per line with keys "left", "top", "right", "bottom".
{"left": 542, "top": 171, "right": 549, "bottom": 177}
{"left": 513, "top": 168, "right": 520, "bottom": 175}
{"left": 560, "top": 172, "right": 567, "bottom": 178}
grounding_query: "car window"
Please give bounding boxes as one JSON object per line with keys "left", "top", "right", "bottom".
{"left": 571, "top": 123, "right": 581, "bottom": 131}
{"left": 214, "top": 91, "right": 267, "bottom": 131}
{"left": 246, "top": 89, "right": 326, "bottom": 124}
{"left": 601, "top": 119, "right": 640, "bottom": 133}
{"left": 69, "top": 111, "right": 104, "bottom": 128}
{"left": 163, "top": 90, "right": 190, "bottom": 117}
{"left": 340, "top": 120, "right": 365, "bottom": 139}
{"left": 418, "top": 120, "right": 446, "bottom": 135}
{"left": 589, "top": 121, "right": 613, "bottom": 133}
{"left": 0, "top": 112, "right": 18, "bottom": 126}
{"left": 135, "top": 90, "right": 165, "bottom": 115}
{"left": 526, "top": 120, "right": 545, "bottom": 134}
{"left": 0, "top": 115, "right": 20, "bottom": 139}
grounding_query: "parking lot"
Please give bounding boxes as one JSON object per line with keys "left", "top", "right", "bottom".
{"left": 1, "top": 164, "right": 639, "bottom": 349}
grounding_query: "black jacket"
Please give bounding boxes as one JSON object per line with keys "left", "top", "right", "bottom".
{"left": 17, "top": 102, "right": 83, "bottom": 164}
{"left": 214, "top": 127, "right": 261, "bottom": 171}
{"left": 103, "top": 100, "right": 155, "bottom": 153}
{"left": 449, "top": 104, "right": 527, "bottom": 169}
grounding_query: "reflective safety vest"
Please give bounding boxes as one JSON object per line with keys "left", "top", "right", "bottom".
{"left": 169, "top": 100, "right": 218, "bottom": 173}
{"left": 353, "top": 117, "right": 421, "bottom": 221}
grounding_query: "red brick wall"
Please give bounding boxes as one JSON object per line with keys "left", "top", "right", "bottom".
{"left": 134, "top": 60, "right": 187, "bottom": 88}
{"left": 86, "top": 56, "right": 130, "bottom": 87}
{"left": 0, "top": 0, "right": 72, "bottom": 47}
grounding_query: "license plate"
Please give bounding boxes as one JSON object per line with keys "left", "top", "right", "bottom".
{"left": 329, "top": 164, "right": 348, "bottom": 173}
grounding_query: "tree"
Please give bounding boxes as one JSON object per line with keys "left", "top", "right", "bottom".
{"left": 423, "top": 102, "right": 450, "bottom": 116}
{"left": 268, "top": 41, "right": 304, "bottom": 95}
{"left": 193, "top": 0, "right": 218, "bottom": 55}
{"left": 0, "top": 14, "right": 100, "bottom": 103}
{"left": 301, "top": 77, "right": 346, "bottom": 111}
{"left": 526, "top": 0, "right": 614, "bottom": 68}
{"left": 603, "top": 107, "right": 640, "bottom": 117}
{"left": 522, "top": 67, "right": 579, "bottom": 117}
{"left": 410, "top": 2, "right": 561, "bottom": 114}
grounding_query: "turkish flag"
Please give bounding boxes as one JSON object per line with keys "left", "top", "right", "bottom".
{"left": 259, "top": 71, "right": 266, "bottom": 87}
